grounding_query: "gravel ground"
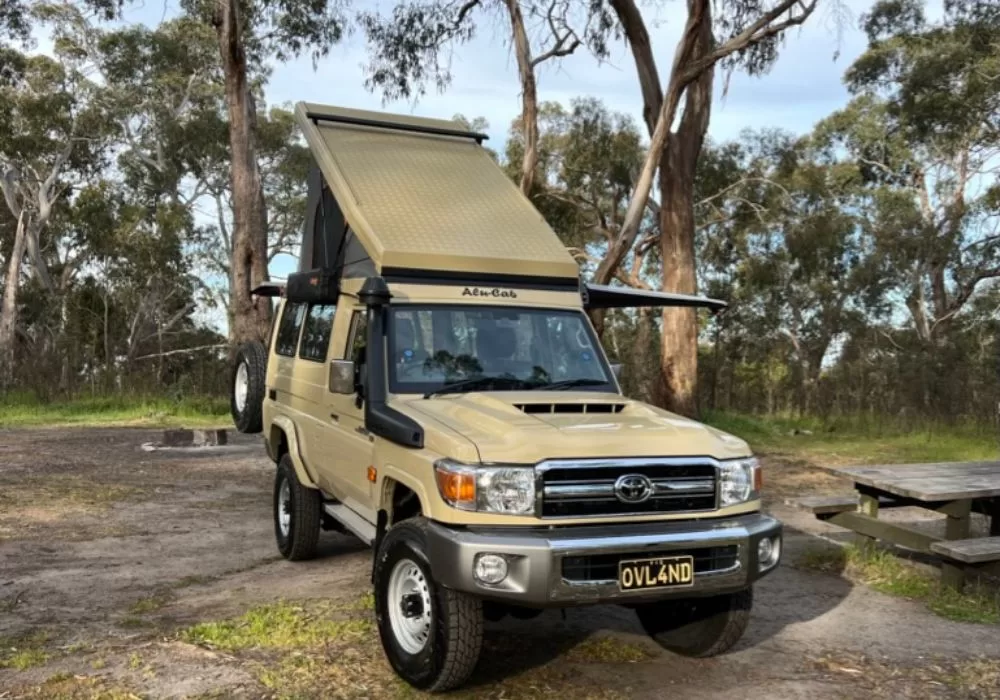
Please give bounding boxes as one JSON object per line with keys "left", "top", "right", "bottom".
{"left": 0, "top": 428, "right": 997, "bottom": 699}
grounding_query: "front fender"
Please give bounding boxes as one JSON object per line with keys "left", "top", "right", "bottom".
{"left": 270, "top": 415, "right": 319, "bottom": 490}
{"left": 377, "top": 463, "right": 433, "bottom": 516}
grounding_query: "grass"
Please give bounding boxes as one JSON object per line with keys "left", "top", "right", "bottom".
{"left": 12, "top": 674, "right": 142, "bottom": 700}
{"left": 0, "top": 392, "right": 229, "bottom": 428}
{"left": 181, "top": 601, "right": 372, "bottom": 652}
{"left": 705, "top": 411, "right": 1000, "bottom": 465}
{"left": 127, "top": 592, "right": 173, "bottom": 616}
{"left": 0, "top": 631, "right": 52, "bottom": 670}
{"left": 798, "top": 543, "right": 1000, "bottom": 624}
{"left": 813, "top": 650, "right": 1000, "bottom": 699}
{"left": 180, "top": 597, "right": 637, "bottom": 700}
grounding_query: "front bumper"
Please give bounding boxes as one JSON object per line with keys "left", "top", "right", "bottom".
{"left": 424, "top": 513, "right": 781, "bottom": 606}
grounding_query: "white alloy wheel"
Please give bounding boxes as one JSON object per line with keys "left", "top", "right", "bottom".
{"left": 387, "top": 558, "right": 433, "bottom": 654}
{"left": 277, "top": 478, "right": 291, "bottom": 537}
{"left": 234, "top": 361, "right": 249, "bottom": 412}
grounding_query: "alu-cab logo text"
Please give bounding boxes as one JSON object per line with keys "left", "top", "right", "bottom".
{"left": 462, "top": 287, "right": 518, "bottom": 299}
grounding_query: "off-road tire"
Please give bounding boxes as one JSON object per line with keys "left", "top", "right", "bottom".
{"left": 635, "top": 587, "right": 753, "bottom": 657}
{"left": 374, "top": 518, "right": 483, "bottom": 692}
{"left": 230, "top": 341, "right": 266, "bottom": 434}
{"left": 273, "top": 455, "right": 321, "bottom": 561}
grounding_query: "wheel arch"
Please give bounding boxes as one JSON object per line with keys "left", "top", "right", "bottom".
{"left": 268, "top": 415, "right": 319, "bottom": 490}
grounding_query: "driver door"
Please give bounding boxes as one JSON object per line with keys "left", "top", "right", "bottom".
{"left": 324, "top": 308, "right": 376, "bottom": 521}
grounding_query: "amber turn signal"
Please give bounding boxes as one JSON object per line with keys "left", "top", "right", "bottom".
{"left": 753, "top": 464, "right": 763, "bottom": 492}
{"left": 367, "top": 466, "right": 377, "bottom": 483}
{"left": 434, "top": 464, "right": 476, "bottom": 509}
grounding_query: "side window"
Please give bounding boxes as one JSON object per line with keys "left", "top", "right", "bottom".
{"left": 275, "top": 302, "right": 306, "bottom": 357}
{"left": 299, "top": 304, "right": 336, "bottom": 362}
{"left": 348, "top": 310, "right": 368, "bottom": 362}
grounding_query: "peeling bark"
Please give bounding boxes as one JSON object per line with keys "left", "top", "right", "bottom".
{"left": 215, "top": 0, "right": 272, "bottom": 346}
{"left": 0, "top": 213, "right": 27, "bottom": 386}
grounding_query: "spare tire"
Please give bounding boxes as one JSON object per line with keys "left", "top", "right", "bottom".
{"left": 231, "top": 341, "right": 267, "bottom": 433}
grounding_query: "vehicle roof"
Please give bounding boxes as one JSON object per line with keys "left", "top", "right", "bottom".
{"left": 294, "top": 102, "right": 580, "bottom": 282}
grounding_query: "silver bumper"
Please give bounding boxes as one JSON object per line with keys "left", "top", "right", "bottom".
{"left": 424, "top": 513, "right": 781, "bottom": 606}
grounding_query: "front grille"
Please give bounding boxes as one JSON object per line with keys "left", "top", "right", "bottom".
{"left": 539, "top": 460, "right": 717, "bottom": 517}
{"left": 561, "top": 545, "right": 739, "bottom": 583}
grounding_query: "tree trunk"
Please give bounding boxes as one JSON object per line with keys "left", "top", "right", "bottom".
{"left": 654, "top": 12, "right": 713, "bottom": 418}
{"left": 504, "top": 0, "right": 538, "bottom": 197}
{"left": 0, "top": 215, "right": 27, "bottom": 388}
{"left": 216, "top": 0, "right": 271, "bottom": 346}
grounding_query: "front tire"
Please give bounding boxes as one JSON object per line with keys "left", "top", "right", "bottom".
{"left": 374, "top": 518, "right": 483, "bottom": 692}
{"left": 231, "top": 341, "right": 266, "bottom": 433}
{"left": 635, "top": 587, "right": 753, "bottom": 657}
{"left": 273, "top": 455, "right": 320, "bottom": 561}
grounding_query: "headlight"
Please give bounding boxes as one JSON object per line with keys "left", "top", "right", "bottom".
{"left": 719, "top": 457, "right": 761, "bottom": 506}
{"left": 434, "top": 459, "right": 535, "bottom": 515}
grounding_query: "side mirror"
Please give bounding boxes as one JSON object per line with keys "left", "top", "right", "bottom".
{"left": 329, "top": 359, "right": 355, "bottom": 394}
{"left": 610, "top": 363, "right": 623, "bottom": 381}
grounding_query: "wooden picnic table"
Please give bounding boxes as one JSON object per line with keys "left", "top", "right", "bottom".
{"left": 813, "top": 461, "right": 1000, "bottom": 589}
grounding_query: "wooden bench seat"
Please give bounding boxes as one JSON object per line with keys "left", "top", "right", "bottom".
{"left": 930, "top": 537, "right": 1000, "bottom": 565}
{"left": 785, "top": 495, "right": 858, "bottom": 516}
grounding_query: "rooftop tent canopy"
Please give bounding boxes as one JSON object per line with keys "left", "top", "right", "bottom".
{"left": 293, "top": 102, "right": 580, "bottom": 284}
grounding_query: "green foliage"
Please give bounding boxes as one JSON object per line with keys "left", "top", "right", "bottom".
{"left": 799, "top": 543, "right": 1000, "bottom": 624}
{"left": 181, "top": 601, "right": 372, "bottom": 651}
{"left": 704, "top": 410, "right": 1000, "bottom": 465}
{"left": 0, "top": 392, "right": 228, "bottom": 427}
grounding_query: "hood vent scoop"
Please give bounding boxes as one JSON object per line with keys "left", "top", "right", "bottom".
{"left": 515, "top": 403, "right": 626, "bottom": 415}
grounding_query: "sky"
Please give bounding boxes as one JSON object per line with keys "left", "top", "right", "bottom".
{"left": 112, "top": 0, "right": 882, "bottom": 327}
{"left": 124, "top": 0, "right": 874, "bottom": 154}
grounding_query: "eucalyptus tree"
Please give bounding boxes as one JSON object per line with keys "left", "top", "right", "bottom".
{"left": 0, "top": 39, "right": 113, "bottom": 384}
{"left": 820, "top": 0, "right": 1000, "bottom": 346}
{"left": 361, "top": 0, "right": 609, "bottom": 198}
{"left": 180, "top": 0, "right": 347, "bottom": 347}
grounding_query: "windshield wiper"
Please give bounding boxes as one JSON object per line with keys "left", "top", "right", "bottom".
{"left": 538, "top": 378, "right": 608, "bottom": 391}
{"left": 423, "top": 375, "right": 532, "bottom": 399}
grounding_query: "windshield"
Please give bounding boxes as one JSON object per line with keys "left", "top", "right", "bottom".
{"left": 387, "top": 305, "right": 616, "bottom": 395}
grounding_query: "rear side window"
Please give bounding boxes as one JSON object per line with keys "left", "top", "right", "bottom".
{"left": 276, "top": 302, "right": 306, "bottom": 357}
{"left": 299, "top": 304, "right": 336, "bottom": 362}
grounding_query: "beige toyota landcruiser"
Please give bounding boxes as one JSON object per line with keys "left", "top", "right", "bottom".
{"left": 230, "top": 103, "right": 782, "bottom": 692}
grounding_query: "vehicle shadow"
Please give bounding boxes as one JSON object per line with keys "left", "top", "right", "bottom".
{"left": 461, "top": 522, "right": 854, "bottom": 688}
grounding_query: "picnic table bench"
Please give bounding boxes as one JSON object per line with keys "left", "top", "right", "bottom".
{"left": 788, "top": 461, "right": 1000, "bottom": 590}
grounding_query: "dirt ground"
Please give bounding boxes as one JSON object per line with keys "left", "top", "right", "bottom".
{"left": 1, "top": 428, "right": 998, "bottom": 699}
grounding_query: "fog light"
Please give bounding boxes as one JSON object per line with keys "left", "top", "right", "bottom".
{"left": 758, "top": 536, "right": 780, "bottom": 571}
{"left": 473, "top": 553, "right": 508, "bottom": 585}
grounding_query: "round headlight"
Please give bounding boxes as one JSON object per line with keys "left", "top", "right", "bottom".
{"left": 477, "top": 468, "right": 535, "bottom": 515}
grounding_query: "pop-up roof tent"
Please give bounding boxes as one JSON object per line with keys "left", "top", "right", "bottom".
{"left": 281, "top": 102, "right": 725, "bottom": 313}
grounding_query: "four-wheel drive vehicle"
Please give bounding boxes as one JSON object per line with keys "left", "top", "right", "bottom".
{"left": 230, "top": 103, "right": 782, "bottom": 692}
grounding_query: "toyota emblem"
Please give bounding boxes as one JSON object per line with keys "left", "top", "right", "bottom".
{"left": 614, "top": 474, "right": 654, "bottom": 504}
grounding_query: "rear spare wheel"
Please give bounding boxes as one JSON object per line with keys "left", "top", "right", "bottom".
{"left": 231, "top": 341, "right": 266, "bottom": 433}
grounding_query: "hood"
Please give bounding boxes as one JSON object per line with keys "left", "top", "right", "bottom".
{"left": 396, "top": 391, "right": 751, "bottom": 464}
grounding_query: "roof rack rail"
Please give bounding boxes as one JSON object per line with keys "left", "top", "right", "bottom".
{"left": 306, "top": 111, "right": 489, "bottom": 144}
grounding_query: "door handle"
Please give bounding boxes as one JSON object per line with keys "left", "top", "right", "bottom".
{"left": 330, "top": 413, "right": 339, "bottom": 422}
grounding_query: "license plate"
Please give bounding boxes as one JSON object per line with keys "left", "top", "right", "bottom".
{"left": 618, "top": 555, "right": 695, "bottom": 591}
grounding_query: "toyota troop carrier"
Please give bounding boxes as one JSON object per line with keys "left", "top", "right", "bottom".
{"left": 230, "top": 103, "right": 782, "bottom": 692}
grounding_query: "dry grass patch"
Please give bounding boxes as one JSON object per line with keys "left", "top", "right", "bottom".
{"left": 126, "top": 592, "right": 174, "bottom": 616}
{"left": 179, "top": 596, "right": 634, "bottom": 700}
{"left": 812, "top": 651, "right": 1000, "bottom": 699}
{"left": 565, "top": 635, "right": 653, "bottom": 664}
{"left": 10, "top": 672, "right": 142, "bottom": 700}
{"left": 799, "top": 543, "right": 1000, "bottom": 624}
